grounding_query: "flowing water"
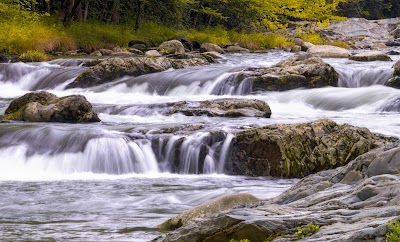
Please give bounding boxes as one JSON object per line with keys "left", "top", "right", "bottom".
{"left": 1, "top": 52, "right": 400, "bottom": 241}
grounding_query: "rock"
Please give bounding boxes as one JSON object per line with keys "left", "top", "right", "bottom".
{"left": 386, "top": 60, "right": 400, "bottom": 88}
{"left": 171, "top": 36, "right": 193, "bottom": 51}
{"left": 293, "top": 37, "right": 304, "bottom": 46}
{"left": 200, "top": 43, "right": 225, "bottom": 54}
{"left": 229, "top": 119, "right": 387, "bottom": 177}
{"left": 65, "top": 50, "right": 78, "bottom": 56}
{"left": 157, "top": 132, "right": 399, "bottom": 242}
{"left": 225, "top": 46, "right": 250, "bottom": 53}
{"left": 391, "top": 27, "right": 400, "bottom": 39}
{"left": 370, "top": 43, "right": 387, "bottom": 50}
{"left": 387, "top": 50, "right": 400, "bottom": 55}
{"left": 159, "top": 40, "right": 185, "bottom": 55}
{"left": 159, "top": 193, "right": 259, "bottom": 231}
{"left": 307, "top": 45, "right": 351, "bottom": 58}
{"left": 99, "top": 49, "right": 113, "bottom": 56}
{"left": 248, "top": 54, "right": 339, "bottom": 92}
{"left": 145, "top": 50, "right": 162, "bottom": 58}
{"left": 166, "top": 99, "right": 271, "bottom": 118}
{"left": 301, "top": 41, "right": 314, "bottom": 51}
{"left": 350, "top": 51, "right": 392, "bottom": 62}
{"left": 290, "top": 45, "right": 302, "bottom": 53}
{"left": 101, "top": 99, "right": 271, "bottom": 119}
{"left": 128, "top": 40, "right": 149, "bottom": 50}
{"left": 385, "top": 40, "right": 400, "bottom": 47}
{"left": 200, "top": 51, "right": 224, "bottom": 63}
{"left": 5, "top": 91, "right": 57, "bottom": 115}
{"left": 323, "top": 18, "right": 391, "bottom": 39}
{"left": 127, "top": 48, "right": 144, "bottom": 55}
{"left": 90, "top": 50, "right": 102, "bottom": 57}
{"left": 2, "top": 91, "right": 100, "bottom": 123}
{"left": 67, "top": 57, "right": 209, "bottom": 88}
{"left": 112, "top": 47, "right": 123, "bottom": 53}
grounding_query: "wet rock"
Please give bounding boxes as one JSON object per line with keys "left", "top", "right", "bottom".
{"left": 307, "top": 45, "right": 351, "bottom": 58}
{"left": 385, "top": 39, "right": 400, "bottom": 47}
{"left": 229, "top": 119, "right": 388, "bottom": 178}
{"left": 248, "top": 54, "right": 339, "bottom": 92}
{"left": 225, "top": 46, "right": 250, "bottom": 53}
{"left": 200, "top": 43, "right": 225, "bottom": 54}
{"left": 112, "top": 47, "right": 123, "bottom": 53}
{"left": 159, "top": 40, "right": 185, "bottom": 55}
{"left": 200, "top": 51, "right": 224, "bottom": 63}
{"left": 66, "top": 57, "right": 209, "bottom": 88}
{"left": 159, "top": 193, "right": 259, "bottom": 231}
{"left": 385, "top": 60, "right": 400, "bottom": 88}
{"left": 301, "top": 41, "right": 314, "bottom": 51}
{"left": 370, "top": 43, "right": 387, "bottom": 50}
{"left": 127, "top": 48, "right": 144, "bottom": 55}
{"left": 166, "top": 99, "right": 271, "bottom": 118}
{"left": 157, "top": 134, "right": 399, "bottom": 242}
{"left": 350, "top": 51, "right": 392, "bottom": 62}
{"left": 2, "top": 91, "right": 100, "bottom": 123}
{"left": 5, "top": 91, "right": 57, "bottom": 115}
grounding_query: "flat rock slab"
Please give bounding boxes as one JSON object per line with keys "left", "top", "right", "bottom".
{"left": 350, "top": 51, "right": 392, "bottom": 61}
{"left": 307, "top": 45, "right": 351, "bottom": 58}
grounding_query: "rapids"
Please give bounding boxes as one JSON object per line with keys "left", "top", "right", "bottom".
{"left": 1, "top": 51, "right": 400, "bottom": 241}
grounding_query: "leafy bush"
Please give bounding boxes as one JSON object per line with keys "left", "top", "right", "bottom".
{"left": 387, "top": 219, "right": 400, "bottom": 242}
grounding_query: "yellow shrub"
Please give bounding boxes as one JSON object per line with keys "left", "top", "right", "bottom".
{"left": 19, "top": 50, "right": 49, "bottom": 62}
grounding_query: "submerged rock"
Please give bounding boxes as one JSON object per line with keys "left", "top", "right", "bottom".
{"left": 159, "top": 193, "right": 259, "bottom": 231}
{"left": 247, "top": 54, "right": 339, "bottom": 91}
{"left": 156, "top": 134, "right": 399, "bottom": 242}
{"left": 2, "top": 91, "right": 100, "bottom": 123}
{"left": 67, "top": 56, "right": 209, "bottom": 89}
{"left": 350, "top": 51, "right": 392, "bottom": 61}
{"left": 229, "top": 119, "right": 388, "bottom": 178}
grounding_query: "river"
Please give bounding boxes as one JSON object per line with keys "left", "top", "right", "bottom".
{"left": 0, "top": 52, "right": 399, "bottom": 241}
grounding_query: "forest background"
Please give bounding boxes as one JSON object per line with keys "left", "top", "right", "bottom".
{"left": 0, "top": 0, "right": 399, "bottom": 56}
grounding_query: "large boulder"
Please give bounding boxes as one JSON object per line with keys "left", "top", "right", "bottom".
{"left": 67, "top": 56, "right": 209, "bottom": 89}
{"left": 307, "top": 45, "right": 351, "bottom": 58}
{"left": 159, "top": 40, "right": 185, "bottom": 55}
{"left": 200, "top": 43, "right": 225, "bottom": 54}
{"left": 349, "top": 51, "right": 392, "bottom": 61}
{"left": 2, "top": 91, "right": 100, "bottom": 123}
{"left": 170, "top": 36, "right": 193, "bottom": 51}
{"left": 322, "top": 18, "right": 391, "bottom": 39}
{"left": 229, "top": 119, "right": 388, "bottom": 178}
{"left": 156, "top": 133, "right": 399, "bottom": 242}
{"left": 128, "top": 40, "right": 149, "bottom": 50}
{"left": 225, "top": 45, "right": 250, "bottom": 53}
{"left": 248, "top": 54, "right": 339, "bottom": 92}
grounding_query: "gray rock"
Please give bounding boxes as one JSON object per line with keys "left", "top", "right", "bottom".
{"left": 350, "top": 51, "right": 392, "bottom": 62}
{"left": 200, "top": 51, "right": 224, "bottom": 63}
{"left": 159, "top": 40, "right": 185, "bottom": 55}
{"left": 307, "top": 45, "right": 351, "bottom": 58}
{"left": 291, "top": 45, "right": 302, "bottom": 53}
{"left": 225, "top": 46, "right": 250, "bottom": 53}
{"left": 157, "top": 135, "right": 400, "bottom": 242}
{"left": 200, "top": 43, "right": 225, "bottom": 54}
{"left": 146, "top": 50, "right": 162, "bottom": 58}
{"left": 323, "top": 18, "right": 391, "bottom": 39}
{"left": 301, "top": 42, "right": 315, "bottom": 51}
{"left": 247, "top": 54, "right": 339, "bottom": 92}
{"left": 293, "top": 38, "right": 304, "bottom": 46}
{"left": 67, "top": 57, "right": 209, "bottom": 88}
{"left": 99, "top": 49, "right": 113, "bottom": 56}
{"left": 90, "top": 50, "right": 102, "bottom": 57}
{"left": 2, "top": 91, "right": 100, "bottom": 123}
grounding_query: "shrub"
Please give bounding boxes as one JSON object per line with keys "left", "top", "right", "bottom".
{"left": 295, "top": 223, "right": 320, "bottom": 239}
{"left": 19, "top": 50, "right": 49, "bottom": 62}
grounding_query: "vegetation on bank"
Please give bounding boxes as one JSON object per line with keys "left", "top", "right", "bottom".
{"left": 0, "top": 0, "right": 397, "bottom": 56}
{"left": 387, "top": 219, "right": 400, "bottom": 242}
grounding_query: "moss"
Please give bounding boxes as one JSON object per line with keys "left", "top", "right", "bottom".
{"left": 295, "top": 223, "right": 320, "bottom": 239}
{"left": 387, "top": 220, "right": 400, "bottom": 242}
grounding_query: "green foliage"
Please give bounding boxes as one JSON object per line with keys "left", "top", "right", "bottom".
{"left": 19, "top": 50, "right": 49, "bottom": 62}
{"left": 298, "top": 33, "right": 326, "bottom": 45}
{"left": 229, "top": 32, "right": 290, "bottom": 49}
{"left": 386, "top": 220, "right": 400, "bottom": 242}
{"left": 295, "top": 223, "right": 320, "bottom": 239}
{"left": 184, "top": 26, "right": 230, "bottom": 46}
{"left": 230, "top": 239, "right": 251, "bottom": 242}
{"left": 135, "top": 22, "right": 176, "bottom": 46}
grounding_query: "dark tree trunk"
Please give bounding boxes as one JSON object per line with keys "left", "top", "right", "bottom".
{"left": 45, "top": 0, "right": 51, "bottom": 13}
{"left": 83, "top": 0, "right": 89, "bottom": 22}
{"left": 134, "top": 0, "right": 144, "bottom": 32}
{"left": 63, "top": 0, "right": 83, "bottom": 26}
{"left": 111, "top": 0, "right": 121, "bottom": 25}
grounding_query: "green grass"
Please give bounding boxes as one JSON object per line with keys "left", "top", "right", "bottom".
{"left": 387, "top": 219, "right": 400, "bottom": 242}
{"left": 0, "top": 18, "right": 294, "bottom": 55}
{"left": 295, "top": 223, "right": 320, "bottom": 239}
{"left": 19, "top": 50, "right": 49, "bottom": 62}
